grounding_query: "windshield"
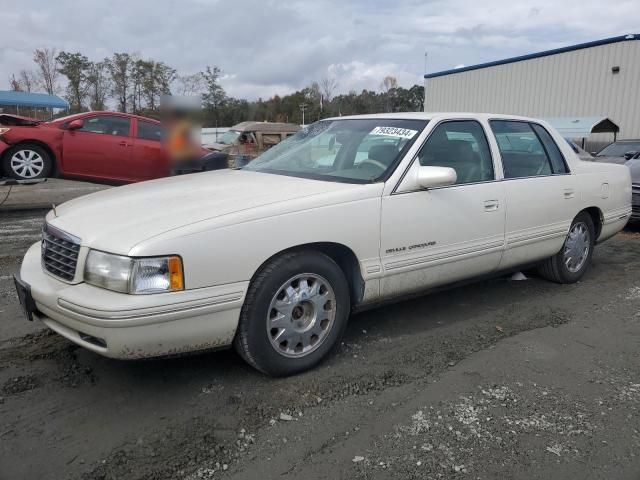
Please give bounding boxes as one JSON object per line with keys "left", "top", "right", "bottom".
{"left": 243, "top": 118, "right": 428, "bottom": 183}
{"left": 597, "top": 142, "right": 640, "bottom": 157}
{"left": 219, "top": 130, "right": 241, "bottom": 145}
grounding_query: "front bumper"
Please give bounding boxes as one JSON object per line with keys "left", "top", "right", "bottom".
{"left": 19, "top": 242, "right": 248, "bottom": 359}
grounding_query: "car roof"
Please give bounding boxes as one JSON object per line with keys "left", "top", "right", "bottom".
{"left": 51, "top": 111, "right": 160, "bottom": 124}
{"left": 323, "top": 112, "right": 548, "bottom": 123}
{"left": 231, "top": 121, "right": 300, "bottom": 132}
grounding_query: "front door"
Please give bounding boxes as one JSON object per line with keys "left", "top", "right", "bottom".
{"left": 62, "top": 114, "right": 133, "bottom": 181}
{"left": 380, "top": 120, "right": 506, "bottom": 298}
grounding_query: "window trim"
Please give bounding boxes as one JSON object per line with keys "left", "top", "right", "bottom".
{"left": 136, "top": 119, "right": 162, "bottom": 142}
{"left": 392, "top": 118, "right": 498, "bottom": 195}
{"left": 529, "top": 122, "right": 571, "bottom": 175}
{"left": 488, "top": 118, "right": 572, "bottom": 180}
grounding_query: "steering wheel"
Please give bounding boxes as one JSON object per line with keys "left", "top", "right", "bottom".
{"left": 357, "top": 158, "right": 387, "bottom": 171}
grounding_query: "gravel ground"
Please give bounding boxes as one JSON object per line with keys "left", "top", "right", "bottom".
{"left": 0, "top": 209, "right": 639, "bottom": 480}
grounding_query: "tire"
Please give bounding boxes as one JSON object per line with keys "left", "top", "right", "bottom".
{"left": 537, "top": 212, "right": 595, "bottom": 284}
{"left": 234, "top": 250, "right": 350, "bottom": 376}
{"left": 2, "top": 143, "right": 53, "bottom": 180}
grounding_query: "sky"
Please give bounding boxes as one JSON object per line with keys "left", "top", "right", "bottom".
{"left": 1, "top": 0, "right": 639, "bottom": 100}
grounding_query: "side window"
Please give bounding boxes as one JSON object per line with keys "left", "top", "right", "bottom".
{"left": 417, "top": 120, "right": 494, "bottom": 185}
{"left": 490, "top": 121, "right": 552, "bottom": 179}
{"left": 137, "top": 120, "right": 162, "bottom": 141}
{"left": 531, "top": 124, "right": 569, "bottom": 174}
{"left": 80, "top": 116, "right": 131, "bottom": 137}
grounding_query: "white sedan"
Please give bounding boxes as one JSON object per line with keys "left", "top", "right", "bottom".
{"left": 14, "top": 113, "right": 632, "bottom": 376}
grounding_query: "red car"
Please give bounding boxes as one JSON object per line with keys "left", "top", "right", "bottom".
{"left": 0, "top": 111, "right": 172, "bottom": 183}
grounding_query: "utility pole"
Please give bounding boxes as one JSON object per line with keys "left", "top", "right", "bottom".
{"left": 299, "top": 103, "right": 307, "bottom": 125}
{"left": 423, "top": 51, "right": 428, "bottom": 112}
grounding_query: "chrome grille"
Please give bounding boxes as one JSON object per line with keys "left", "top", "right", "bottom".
{"left": 633, "top": 184, "right": 639, "bottom": 217}
{"left": 42, "top": 225, "right": 81, "bottom": 281}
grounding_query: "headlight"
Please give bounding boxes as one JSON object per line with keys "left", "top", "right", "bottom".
{"left": 0, "top": 127, "right": 10, "bottom": 135}
{"left": 84, "top": 250, "right": 184, "bottom": 294}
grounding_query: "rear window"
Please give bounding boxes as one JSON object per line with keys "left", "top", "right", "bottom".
{"left": 531, "top": 124, "right": 568, "bottom": 174}
{"left": 490, "top": 121, "right": 552, "bottom": 178}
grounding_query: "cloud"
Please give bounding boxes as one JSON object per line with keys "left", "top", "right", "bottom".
{"left": 1, "top": 0, "right": 638, "bottom": 100}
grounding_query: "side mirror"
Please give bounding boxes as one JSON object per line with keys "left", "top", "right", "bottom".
{"left": 624, "top": 151, "right": 637, "bottom": 160}
{"left": 416, "top": 166, "right": 457, "bottom": 189}
{"left": 68, "top": 119, "right": 84, "bottom": 130}
{"left": 590, "top": 151, "right": 597, "bottom": 156}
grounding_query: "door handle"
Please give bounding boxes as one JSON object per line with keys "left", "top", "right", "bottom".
{"left": 484, "top": 199, "right": 499, "bottom": 211}
{"left": 118, "top": 141, "right": 132, "bottom": 147}
{"left": 564, "top": 188, "right": 575, "bottom": 199}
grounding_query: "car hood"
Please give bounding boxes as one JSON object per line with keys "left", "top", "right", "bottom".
{"left": 594, "top": 156, "right": 628, "bottom": 165}
{"left": 204, "top": 142, "right": 231, "bottom": 152}
{"left": 47, "top": 169, "right": 363, "bottom": 254}
{"left": 0, "top": 114, "right": 40, "bottom": 126}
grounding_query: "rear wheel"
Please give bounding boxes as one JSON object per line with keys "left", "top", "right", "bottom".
{"left": 3, "top": 144, "right": 52, "bottom": 180}
{"left": 537, "top": 212, "right": 595, "bottom": 283}
{"left": 234, "top": 251, "right": 350, "bottom": 376}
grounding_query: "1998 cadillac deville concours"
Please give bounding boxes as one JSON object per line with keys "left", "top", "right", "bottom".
{"left": 14, "top": 113, "right": 632, "bottom": 376}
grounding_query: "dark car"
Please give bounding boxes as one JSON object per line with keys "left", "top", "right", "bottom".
{"left": 0, "top": 111, "right": 215, "bottom": 183}
{"left": 627, "top": 157, "right": 640, "bottom": 222}
{"left": 593, "top": 139, "right": 640, "bottom": 165}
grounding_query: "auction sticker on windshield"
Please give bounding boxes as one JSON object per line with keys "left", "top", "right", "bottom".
{"left": 370, "top": 126, "right": 418, "bottom": 139}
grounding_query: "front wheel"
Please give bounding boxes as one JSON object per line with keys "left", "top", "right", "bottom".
{"left": 3, "top": 144, "right": 53, "bottom": 180}
{"left": 234, "top": 251, "right": 350, "bottom": 376}
{"left": 537, "top": 212, "right": 595, "bottom": 283}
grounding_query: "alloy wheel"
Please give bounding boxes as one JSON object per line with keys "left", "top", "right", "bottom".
{"left": 266, "top": 273, "right": 336, "bottom": 358}
{"left": 563, "top": 221, "right": 590, "bottom": 273}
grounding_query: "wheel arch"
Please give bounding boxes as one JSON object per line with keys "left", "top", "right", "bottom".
{"left": 4, "top": 140, "right": 58, "bottom": 176}
{"left": 251, "top": 242, "right": 365, "bottom": 307}
{"left": 580, "top": 206, "right": 603, "bottom": 240}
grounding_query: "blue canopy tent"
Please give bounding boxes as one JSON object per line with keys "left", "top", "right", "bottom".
{"left": 0, "top": 90, "right": 69, "bottom": 117}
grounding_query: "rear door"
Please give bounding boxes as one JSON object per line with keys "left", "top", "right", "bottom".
{"left": 490, "top": 120, "right": 577, "bottom": 269}
{"left": 62, "top": 114, "right": 133, "bottom": 181}
{"left": 131, "top": 119, "right": 168, "bottom": 180}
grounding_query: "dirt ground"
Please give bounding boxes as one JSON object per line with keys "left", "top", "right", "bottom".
{"left": 1, "top": 209, "right": 639, "bottom": 480}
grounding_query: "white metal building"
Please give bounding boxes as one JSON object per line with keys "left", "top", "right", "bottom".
{"left": 424, "top": 34, "right": 640, "bottom": 149}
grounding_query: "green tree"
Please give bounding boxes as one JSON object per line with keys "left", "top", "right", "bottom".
{"left": 57, "top": 51, "right": 91, "bottom": 112}
{"left": 86, "top": 60, "right": 111, "bottom": 111}
{"left": 107, "top": 52, "right": 134, "bottom": 112}
{"left": 202, "top": 66, "right": 227, "bottom": 126}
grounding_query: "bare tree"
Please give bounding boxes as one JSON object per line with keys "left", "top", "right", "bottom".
{"left": 380, "top": 75, "right": 398, "bottom": 93}
{"left": 33, "top": 48, "right": 59, "bottom": 94}
{"left": 319, "top": 77, "right": 338, "bottom": 102}
{"left": 176, "top": 72, "right": 205, "bottom": 96}
{"left": 19, "top": 70, "right": 36, "bottom": 92}
{"left": 9, "top": 74, "right": 23, "bottom": 91}
{"left": 381, "top": 75, "right": 398, "bottom": 112}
